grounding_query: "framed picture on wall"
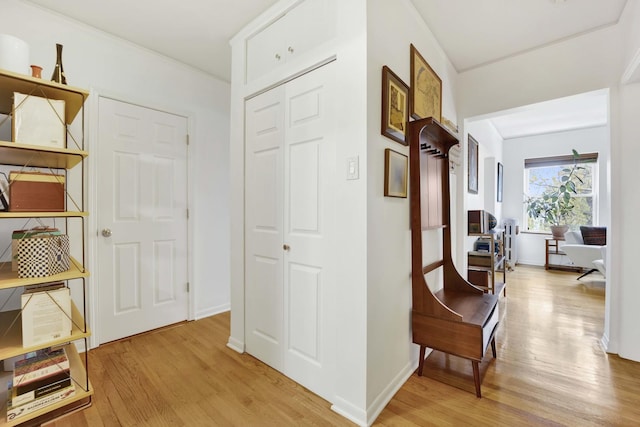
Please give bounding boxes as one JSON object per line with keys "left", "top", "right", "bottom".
{"left": 381, "top": 66, "right": 410, "bottom": 145}
{"left": 409, "top": 44, "right": 442, "bottom": 122}
{"left": 384, "top": 148, "right": 408, "bottom": 198}
{"left": 468, "top": 135, "right": 478, "bottom": 194}
{"left": 497, "top": 162, "right": 504, "bottom": 202}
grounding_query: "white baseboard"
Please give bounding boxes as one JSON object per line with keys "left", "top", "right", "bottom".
{"left": 195, "top": 303, "right": 230, "bottom": 320}
{"left": 331, "top": 396, "right": 367, "bottom": 427}
{"left": 365, "top": 359, "right": 417, "bottom": 426}
{"left": 600, "top": 333, "right": 610, "bottom": 352}
{"left": 226, "top": 336, "right": 245, "bottom": 353}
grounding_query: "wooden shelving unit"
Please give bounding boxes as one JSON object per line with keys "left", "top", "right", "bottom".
{"left": 0, "top": 68, "right": 91, "bottom": 426}
{"left": 545, "top": 238, "right": 582, "bottom": 272}
{"left": 468, "top": 232, "right": 507, "bottom": 296}
{"left": 408, "top": 117, "right": 500, "bottom": 398}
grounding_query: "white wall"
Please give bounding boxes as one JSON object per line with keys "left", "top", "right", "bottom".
{"left": 458, "top": 1, "right": 640, "bottom": 360}
{"left": 366, "top": 0, "right": 459, "bottom": 419}
{"left": 1, "top": 0, "right": 231, "bottom": 331}
{"left": 617, "top": 0, "right": 640, "bottom": 361}
{"left": 462, "top": 121, "right": 504, "bottom": 258}
{"left": 502, "top": 125, "right": 610, "bottom": 266}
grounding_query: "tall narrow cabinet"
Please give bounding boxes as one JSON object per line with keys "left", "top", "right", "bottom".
{"left": 0, "top": 68, "right": 91, "bottom": 426}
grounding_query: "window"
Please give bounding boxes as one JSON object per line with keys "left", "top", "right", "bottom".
{"left": 524, "top": 153, "right": 598, "bottom": 232}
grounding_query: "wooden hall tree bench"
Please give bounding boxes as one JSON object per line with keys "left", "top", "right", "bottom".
{"left": 408, "top": 118, "right": 500, "bottom": 398}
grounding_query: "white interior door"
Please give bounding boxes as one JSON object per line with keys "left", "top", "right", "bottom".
{"left": 97, "top": 97, "right": 189, "bottom": 344}
{"left": 245, "top": 87, "right": 285, "bottom": 370}
{"left": 245, "top": 63, "right": 336, "bottom": 401}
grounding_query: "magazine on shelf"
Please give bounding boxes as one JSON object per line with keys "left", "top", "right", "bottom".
{"left": 20, "top": 284, "right": 72, "bottom": 347}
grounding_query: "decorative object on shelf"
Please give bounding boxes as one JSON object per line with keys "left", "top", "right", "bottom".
{"left": 468, "top": 209, "right": 497, "bottom": 234}
{"left": 381, "top": 66, "right": 409, "bottom": 145}
{"left": 448, "top": 144, "right": 461, "bottom": 173}
{"left": 8, "top": 171, "right": 65, "bottom": 212}
{"left": 497, "top": 162, "right": 504, "bottom": 202}
{"left": 468, "top": 134, "right": 479, "bottom": 194}
{"left": 384, "top": 148, "right": 408, "bottom": 198}
{"left": 0, "top": 34, "right": 29, "bottom": 74}
{"left": 524, "top": 149, "right": 586, "bottom": 238}
{"left": 409, "top": 44, "right": 442, "bottom": 122}
{"left": 0, "top": 171, "right": 8, "bottom": 211}
{"left": 442, "top": 116, "right": 458, "bottom": 134}
{"left": 50, "top": 43, "right": 67, "bottom": 85}
{"left": 30, "top": 65, "right": 42, "bottom": 78}
{"left": 12, "top": 227, "right": 61, "bottom": 271}
{"left": 16, "top": 232, "right": 70, "bottom": 278}
{"left": 12, "top": 92, "right": 67, "bottom": 148}
{"left": 21, "top": 284, "right": 71, "bottom": 346}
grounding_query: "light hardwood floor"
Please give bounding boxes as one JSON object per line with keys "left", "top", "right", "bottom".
{"left": 47, "top": 266, "right": 640, "bottom": 426}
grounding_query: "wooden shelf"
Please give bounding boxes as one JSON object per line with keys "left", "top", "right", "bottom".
{"left": 0, "top": 141, "right": 87, "bottom": 169}
{"left": 545, "top": 238, "right": 582, "bottom": 272}
{"left": 0, "top": 258, "right": 88, "bottom": 291}
{"left": 1, "top": 344, "right": 93, "bottom": 426}
{"left": 0, "top": 68, "right": 89, "bottom": 124}
{"left": 434, "top": 289, "right": 499, "bottom": 327}
{"left": 0, "top": 302, "right": 90, "bottom": 361}
{"left": 0, "top": 211, "right": 88, "bottom": 218}
{"left": 0, "top": 67, "right": 91, "bottom": 426}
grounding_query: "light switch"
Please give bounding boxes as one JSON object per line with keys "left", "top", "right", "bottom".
{"left": 347, "top": 156, "right": 359, "bottom": 180}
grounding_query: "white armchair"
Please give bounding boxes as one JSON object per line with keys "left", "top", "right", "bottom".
{"left": 562, "top": 228, "right": 606, "bottom": 279}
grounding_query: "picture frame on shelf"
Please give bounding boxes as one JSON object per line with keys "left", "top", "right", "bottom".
{"left": 497, "top": 162, "right": 504, "bottom": 202}
{"left": 0, "top": 171, "right": 9, "bottom": 211}
{"left": 409, "top": 44, "right": 442, "bottom": 122}
{"left": 384, "top": 148, "right": 408, "bottom": 198}
{"left": 381, "top": 66, "right": 409, "bottom": 145}
{"left": 468, "top": 134, "right": 479, "bottom": 194}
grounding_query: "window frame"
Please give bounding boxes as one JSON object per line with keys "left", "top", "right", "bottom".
{"left": 523, "top": 153, "right": 599, "bottom": 232}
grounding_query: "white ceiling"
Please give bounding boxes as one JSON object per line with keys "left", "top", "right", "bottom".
{"left": 411, "top": 0, "right": 628, "bottom": 73}
{"left": 22, "top": 0, "right": 622, "bottom": 137}
{"left": 485, "top": 89, "right": 609, "bottom": 140}
{"left": 23, "top": 0, "right": 280, "bottom": 82}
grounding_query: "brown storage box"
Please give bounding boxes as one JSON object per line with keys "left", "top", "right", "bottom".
{"left": 467, "top": 250, "right": 495, "bottom": 267}
{"left": 468, "top": 268, "right": 492, "bottom": 289}
{"left": 8, "top": 171, "right": 65, "bottom": 212}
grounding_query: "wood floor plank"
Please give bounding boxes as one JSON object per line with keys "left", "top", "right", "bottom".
{"left": 42, "top": 266, "right": 640, "bottom": 426}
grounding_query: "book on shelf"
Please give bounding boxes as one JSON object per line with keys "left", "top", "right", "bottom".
{"left": 6, "top": 381, "right": 75, "bottom": 422}
{"left": 21, "top": 283, "right": 72, "bottom": 347}
{"left": 12, "top": 373, "right": 72, "bottom": 407}
{"left": 13, "top": 347, "right": 69, "bottom": 386}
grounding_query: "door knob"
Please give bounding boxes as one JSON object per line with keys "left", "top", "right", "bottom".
{"left": 283, "top": 244, "right": 290, "bottom": 251}
{"left": 101, "top": 228, "right": 112, "bottom": 237}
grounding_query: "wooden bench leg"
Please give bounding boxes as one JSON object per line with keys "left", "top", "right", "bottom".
{"left": 418, "top": 345, "right": 426, "bottom": 376}
{"left": 472, "top": 361, "right": 481, "bottom": 398}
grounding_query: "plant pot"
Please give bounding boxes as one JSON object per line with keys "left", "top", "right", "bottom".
{"left": 550, "top": 225, "right": 569, "bottom": 240}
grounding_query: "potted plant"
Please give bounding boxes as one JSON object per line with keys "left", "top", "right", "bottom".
{"left": 525, "top": 149, "right": 585, "bottom": 239}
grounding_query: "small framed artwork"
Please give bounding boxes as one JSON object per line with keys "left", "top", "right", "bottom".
{"left": 468, "top": 135, "right": 479, "bottom": 194}
{"left": 409, "top": 44, "right": 442, "bottom": 122}
{"left": 384, "top": 148, "right": 408, "bottom": 198}
{"left": 381, "top": 66, "right": 409, "bottom": 145}
{"left": 497, "top": 162, "right": 504, "bottom": 202}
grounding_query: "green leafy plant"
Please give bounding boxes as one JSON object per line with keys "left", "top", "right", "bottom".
{"left": 525, "top": 149, "right": 585, "bottom": 227}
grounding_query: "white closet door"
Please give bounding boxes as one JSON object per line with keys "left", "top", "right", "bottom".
{"left": 245, "top": 87, "right": 286, "bottom": 371}
{"left": 245, "top": 62, "right": 336, "bottom": 401}
{"left": 282, "top": 63, "right": 336, "bottom": 401}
